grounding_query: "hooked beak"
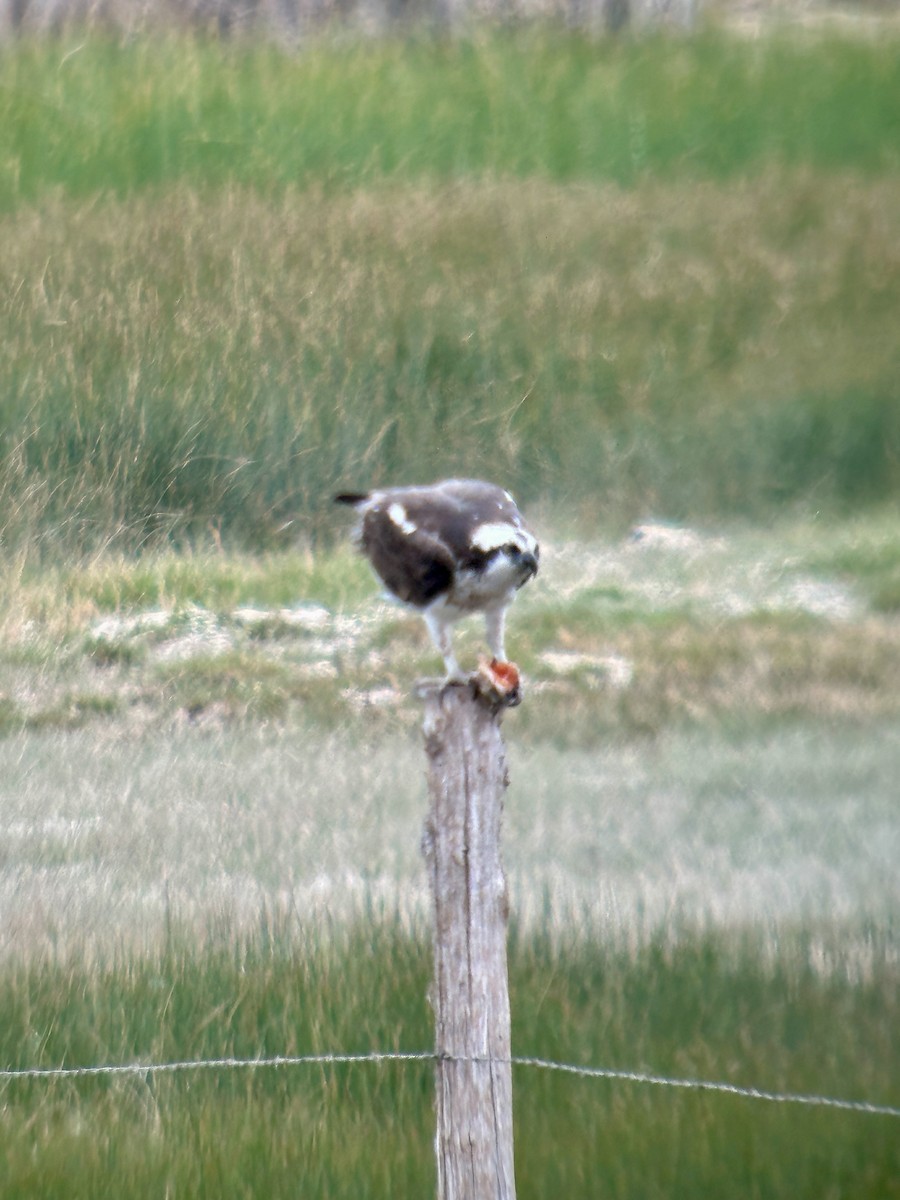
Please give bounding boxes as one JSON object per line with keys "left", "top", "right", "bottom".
{"left": 519, "top": 551, "right": 539, "bottom": 583}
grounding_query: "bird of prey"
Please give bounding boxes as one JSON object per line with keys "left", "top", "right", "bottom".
{"left": 335, "top": 478, "right": 539, "bottom": 683}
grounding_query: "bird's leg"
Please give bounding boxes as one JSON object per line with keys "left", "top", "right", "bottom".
{"left": 423, "top": 611, "right": 466, "bottom": 683}
{"left": 477, "top": 604, "right": 522, "bottom": 706}
{"left": 484, "top": 605, "right": 507, "bottom": 663}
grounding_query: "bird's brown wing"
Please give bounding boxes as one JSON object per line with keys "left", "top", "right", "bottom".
{"left": 360, "top": 506, "right": 455, "bottom": 607}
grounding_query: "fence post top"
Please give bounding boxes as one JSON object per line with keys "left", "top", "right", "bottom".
{"left": 414, "top": 660, "right": 525, "bottom": 713}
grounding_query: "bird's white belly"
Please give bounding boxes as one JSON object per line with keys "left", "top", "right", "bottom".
{"left": 432, "top": 569, "right": 519, "bottom": 617}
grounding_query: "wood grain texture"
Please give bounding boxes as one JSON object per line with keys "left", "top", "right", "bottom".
{"left": 421, "top": 682, "right": 516, "bottom": 1200}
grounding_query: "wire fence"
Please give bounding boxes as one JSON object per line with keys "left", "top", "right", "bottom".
{"left": 2, "top": 1050, "right": 898, "bottom": 1119}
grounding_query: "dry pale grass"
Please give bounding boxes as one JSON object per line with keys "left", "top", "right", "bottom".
{"left": 0, "top": 517, "right": 897, "bottom": 961}
{"left": 1, "top": 517, "right": 899, "bottom": 739}
{"left": 6, "top": 170, "right": 898, "bottom": 406}
{"left": 0, "top": 714, "right": 896, "bottom": 964}
{"left": 3, "top": 170, "right": 899, "bottom": 548}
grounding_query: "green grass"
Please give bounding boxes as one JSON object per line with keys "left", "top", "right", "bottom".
{"left": 2, "top": 32, "right": 899, "bottom": 210}
{"left": 1, "top": 30, "right": 899, "bottom": 557}
{"left": 1, "top": 516, "right": 898, "bottom": 742}
{"left": 0, "top": 921, "right": 896, "bottom": 1199}
{"left": 0, "top": 526, "right": 896, "bottom": 1193}
{"left": 1, "top": 26, "right": 898, "bottom": 1194}
{"left": 802, "top": 532, "right": 900, "bottom": 614}
{"left": 2, "top": 173, "right": 899, "bottom": 556}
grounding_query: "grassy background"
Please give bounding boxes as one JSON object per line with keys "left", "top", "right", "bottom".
{"left": 0, "top": 922, "right": 897, "bottom": 1199}
{"left": 3, "top": 33, "right": 899, "bottom": 206}
{"left": 2, "top": 31, "right": 899, "bottom": 558}
{"left": 1, "top": 516, "right": 898, "bottom": 744}
{"left": 0, "top": 659, "right": 897, "bottom": 1196}
{"left": 2, "top": 21, "right": 899, "bottom": 1198}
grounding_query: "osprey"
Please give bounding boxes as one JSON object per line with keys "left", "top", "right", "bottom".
{"left": 335, "top": 479, "right": 539, "bottom": 682}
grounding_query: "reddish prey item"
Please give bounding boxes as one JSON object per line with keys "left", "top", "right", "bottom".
{"left": 475, "top": 656, "right": 523, "bottom": 707}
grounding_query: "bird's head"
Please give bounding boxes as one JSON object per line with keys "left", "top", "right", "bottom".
{"left": 501, "top": 539, "right": 540, "bottom": 587}
{"left": 468, "top": 522, "right": 539, "bottom": 590}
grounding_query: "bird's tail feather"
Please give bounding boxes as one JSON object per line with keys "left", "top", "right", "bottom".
{"left": 333, "top": 492, "right": 369, "bottom": 506}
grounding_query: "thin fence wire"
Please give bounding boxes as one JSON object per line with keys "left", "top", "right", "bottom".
{"left": 2, "top": 1051, "right": 898, "bottom": 1119}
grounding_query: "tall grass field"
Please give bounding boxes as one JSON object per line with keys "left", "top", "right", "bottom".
{"left": 1, "top": 31, "right": 899, "bottom": 557}
{"left": 1, "top": 18, "right": 899, "bottom": 1198}
{"left": 1, "top": 920, "right": 898, "bottom": 1199}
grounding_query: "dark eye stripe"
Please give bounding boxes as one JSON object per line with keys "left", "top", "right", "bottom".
{"left": 461, "top": 548, "right": 493, "bottom": 571}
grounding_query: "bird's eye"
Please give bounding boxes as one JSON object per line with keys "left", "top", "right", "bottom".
{"left": 504, "top": 544, "right": 521, "bottom": 557}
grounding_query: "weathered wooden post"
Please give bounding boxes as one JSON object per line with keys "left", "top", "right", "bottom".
{"left": 420, "top": 678, "right": 518, "bottom": 1200}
